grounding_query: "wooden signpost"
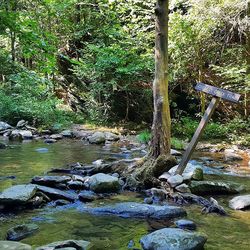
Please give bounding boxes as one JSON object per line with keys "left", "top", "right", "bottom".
{"left": 175, "top": 82, "right": 241, "bottom": 175}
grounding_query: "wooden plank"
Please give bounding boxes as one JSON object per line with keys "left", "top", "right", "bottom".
{"left": 175, "top": 97, "right": 220, "bottom": 175}
{"left": 195, "top": 82, "right": 241, "bottom": 103}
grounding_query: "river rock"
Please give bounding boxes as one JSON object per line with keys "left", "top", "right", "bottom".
{"left": 9, "top": 130, "right": 33, "bottom": 140}
{"left": 189, "top": 181, "right": 244, "bottom": 195}
{"left": 0, "top": 241, "right": 32, "bottom": 250}
{"left": 32, "top": 176, "right": 71, "bottom": 188}
{"left": 0, "top": 184, "right": 37, "bottom": 205}
{"left": 79, "top": 190, "right": 100, "bottom": 202}
{"left": 50, "top": 134, "right": 63, "bottom": 140}
{"left": 60, "top": 130, "right": 73, "bottom": 138}
{"left": 36, "top": 185, "right": 77, "bottom": 201}
{"left": 86, "top": 173, "right": 120, "bottom": 193}
{"left": 171, "top": 149, "right": 182, "bottom": 156}
{"left": 167, "top": 175, "right": 183, "bottom": 187}
{"left": 140, "top": 228, "right": 206, "bottom": 250}
{"left": 6, "top": 224, "right": 39, "bottom": 241}
{"left": 16, "top": 120, "right": 28, "bottom": 128}
{"left": 88, "top": 132, "right": 106, "bottom": 144}
{"left": 229, "top": 194, "right": 250, "bottom": 210}
{"left": 0, "top": 122, "right": 12, "bottom": 131}
{"left": 175, "top": 183, "right": 191, "bottom": 193}
{"left": 224, "top": 150, "right": 243, "bottom": 161}
{"left": 36, "top": 240, "right": 92, "bottom": 250}
{"left": 158, "top": 172, "right": 171, "bottom": 181}
{"left": 44, "top": 138, "right": 57, "bottom": 143}
{"left": 90, "top": 202, "right": 186, "bottom": 219}
{"left": 0, "top": 142, "right": 7, "bottom": 149}
{"left": 104, "top": 132, "right": 120, "bottom": 141}
{"left": 68, "top": 180, "right": 85, "bottom": 190}
{"left": 175, "top": 219, "right": 196, "bottom": 230}
{"left": 169, "top": 163, "right": 203, "bottom": 181}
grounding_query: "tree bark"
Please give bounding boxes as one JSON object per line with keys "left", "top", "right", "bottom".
{"left": 150, "top": 0, "right": 171, "bottom": 158}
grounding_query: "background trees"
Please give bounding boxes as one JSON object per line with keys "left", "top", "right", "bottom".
{"left": 0, "top": 0, "right": 249, "bottom": 139}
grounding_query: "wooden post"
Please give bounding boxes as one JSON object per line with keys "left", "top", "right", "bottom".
{"left": 175, "top": 82, "right": 241, "bottom": 175}
{"left": 175, "top": 97, "right": 220, "bottom": 175}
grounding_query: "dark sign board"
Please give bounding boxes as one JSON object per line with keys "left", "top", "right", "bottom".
{"left": 195, "top": 82, "right": 241, "bottom": 103}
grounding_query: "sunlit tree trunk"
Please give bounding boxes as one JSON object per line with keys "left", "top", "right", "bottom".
{"left": 150, "top": 0, "right": 171, "bottom": 158}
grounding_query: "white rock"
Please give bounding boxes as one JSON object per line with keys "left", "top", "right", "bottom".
{"left": 229, "top": 195, "right": 250, "bottom": 210}
{"left": 167, "top": 174, "right": 183, "bottom": 187}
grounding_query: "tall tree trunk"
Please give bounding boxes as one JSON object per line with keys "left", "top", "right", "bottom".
{"left": 150, "top": 0, "right": 171, "bottom": 158}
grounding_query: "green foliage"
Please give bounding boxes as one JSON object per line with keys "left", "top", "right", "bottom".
{"left": 171, "top": 137, "right": 185, "bottom": 150}
{"left": 0, "top": 69, "right": 75, "bottom": 128}
{"left": 137, "top": 130, "right": 151, "bottom": 144}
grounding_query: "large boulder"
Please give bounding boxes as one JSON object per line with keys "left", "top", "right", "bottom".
{"left": 9, "top": 130, "right": 33, "bottom": 140}
{"left": 189, "top": 181, "right": 244, "bottom": 195}
{"left": 36, "top": 240, "right": 92, "bottom": 250}
{"left": 6, "top": 224, "right": 39, "bottom": 241}
{"left": 86, "top": 173, "right": 120, "bottom": 193}
{"left": 140, "top": 228, "right": 207, "bottom": 250}
{"left": 90, "top": 202, "right": 186, "bottom": 219}
{"left": 0, "top": 122, "right": 12, "bottom": 131}
{"left": 104, "top": 132, "right": 120, "bottom": 141}
{"left": 36, "top": 185, "right": 77, "bottom": 201}
{"left": 229, "top": 195, "right": 250, "bottom": 210}
{"left": 0, "top": 241, "right": 31, "bottom": 250}
{"left": 169, "top": 163, "right": 203, "bottom": 181}
{"left": 88, "top": 132, "right": 106, "bottom": 144}
{"left": 0, "top": 184, "right": 37, "bottom": 205}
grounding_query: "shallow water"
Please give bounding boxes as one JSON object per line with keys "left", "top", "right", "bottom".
{"left": 0, "top": 138, "right": 250, "bottom": 249}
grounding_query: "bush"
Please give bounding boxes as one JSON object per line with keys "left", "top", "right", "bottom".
{"left": 137, "top": 130, "right": 151, "bottom": 144}
{"left": 0, "top": 70, "right": 76, "bottom": 128}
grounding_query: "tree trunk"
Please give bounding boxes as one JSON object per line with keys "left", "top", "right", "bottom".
{"left": 150, "top": 0, "right": 171, "bottom": 158}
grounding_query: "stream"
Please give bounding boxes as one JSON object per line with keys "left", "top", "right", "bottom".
{"left": 0, "top": 138, "right": 250, "bottom": 249}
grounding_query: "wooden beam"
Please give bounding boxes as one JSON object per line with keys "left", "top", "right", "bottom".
{"left": 175, "top": 97, "right": 220, "bottom": 175}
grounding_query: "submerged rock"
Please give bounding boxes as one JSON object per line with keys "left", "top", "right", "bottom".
{"left": 175, "top": 219, "right": 196, "bottom": 230}
{"left": 0, "top": 184, "right": 37, "bottom": 206}
{"left": 6, "top": 224, "right": 39, "bottom": 241}
{"left": 189, "top": 181, "right": 244, "bottom": 195}
{"left": 229, "top": 194, "right": 250, "bottom": 210}
{"left": 88, "top": 132, "right": 106, "bottom": 144}
{"left": 90, "top": 202, "right": 186, "bottom": 219}
{"left": 0, "top": 241, "right": 32, "bottom": 250}
{"left": 36, "top": 185, "right": 77, "bottom": 201}
{"left": 140, "top": 228, "right": 206, "bottom": 250}
{"left": 78, "top": 190, "right": 100, "bottom": 202}
{"left": 44, "top": 138, "right": 57, "bottom": 144}
{"left": 86, "top": 173, "right": 120, "bottom": 193}
{"left": 36, "top": 240, "right": 92, "bottom": 250}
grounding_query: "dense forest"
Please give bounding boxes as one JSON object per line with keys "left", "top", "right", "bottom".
{"left": 0, "top": 0, "right": 249, "bottom": 144}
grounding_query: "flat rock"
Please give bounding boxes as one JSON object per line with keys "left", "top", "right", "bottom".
{"left": 60, "top": 130, "right": 73, "bottom": 138}
{"left": 140, "top": 228, "right": 206, "bottom": 250}
{"left": 224, "top": 151, "right": 243, "bottom": 161}
{"left": 9, "top": 130, "right": 33, "bottom": 140}
{"left": 175, "top": 183, "right": 191, "bottom": 193}
{"left": 44, "top": 138, "right": 57, "bottom": 143}
{"left": 6, "top": 224, "right": 39, "bottom": 241}
{"left": 0, "top": 184, "right": 37, "bottom": 205}
{"left": 86, "top": 173, "right": 120, "bottom": 193}
{"left": 32, "top": 176, "right": 71, "bottom": 188}
{"left": 189, "top": 181, "right": 244, "bottom": 195}
{"left": 104, "top": 132, "right": 120, "bottom": 141}
{"left": 171, "top": 149, "right": 182, "bottom": 156}
{"left": 50, "top": 134, "right": 63, "bottom": 140}
{"left": 175, "top": 219, "right": 196, "bottom": 230}
{"left": 88, "top": 132, "right": 106, "bottom": 144}
{"left": 35, "top": 185, "right": 77, "bottom": 201}
{"left": 0, "top": 122, "right": 12, "bottom": 131}
{"left": 0, "top": 241, "right": 32, "bottom": 250}
{"left": 36, "top": 240, "right": 92, "bottom": 250}
{"left": 167, "top": 175, "right": 183, "bottom": 187}
{"left": 79, "top": 190, "right": 100, "bottom": 202}
{"left": 90, "top": 202, "right": 186, "bottom": 219}
{"left": 229, "top": 194, "right": 250, "bottom": 210}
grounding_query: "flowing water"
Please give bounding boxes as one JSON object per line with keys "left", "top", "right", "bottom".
{"left": 0, "top": 138, "right": 250, "bottom": 249}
